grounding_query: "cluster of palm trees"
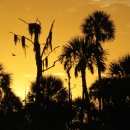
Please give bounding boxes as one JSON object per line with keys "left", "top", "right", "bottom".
{"left": 1, "top": 10, "right": 130, "bottom": 129}
{"left": 59, "top": 10, "right": 115, "bottom": 124}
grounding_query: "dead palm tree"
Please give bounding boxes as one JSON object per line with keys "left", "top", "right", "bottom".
{"left": 81, "top": 11, "right": 115, "bottom": 111}
{"left": 9, "top": 18, "right": 59, "bottom": 108}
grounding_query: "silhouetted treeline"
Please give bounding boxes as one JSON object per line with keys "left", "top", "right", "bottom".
{"left": 0, "top": 10, "right": 130, "bottom": 130}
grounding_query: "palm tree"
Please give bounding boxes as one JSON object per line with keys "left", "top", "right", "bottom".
{"left": 59, "top": 36, "right": 97, "bottom": 124}
{"left": 89, "top": 55, "right": 130, "bottom": 128}
{"left": 0, "top": 64, "right": 22, "bottom": 112}
{"left": 0, "top": 64, "right": 23, "bottom": 129}
{"left": 109, "top": 54, "right": 130, "bottom": 78}
{"left": 9, "top": 19, "right": 56, "bottom": 108}
{"left": 71, "top": 97, "right": 88, "bottom": 130}
{"left": 81, "top": 11, "right": 115, "bottom": 110}
{"left": 26, "top": 75, "right": 73, "bottom": 129}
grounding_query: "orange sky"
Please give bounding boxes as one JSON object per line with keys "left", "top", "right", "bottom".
{"left": 0, "top": 0, "right": 130, "bottom": 100}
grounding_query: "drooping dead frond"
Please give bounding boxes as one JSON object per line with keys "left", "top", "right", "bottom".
{"left": 28, "top": 23, "right": 34, "bottom": 38}
{"left": 14, "top": 34, "right": 19, "bottom": 45}
{"left": 21, "top": 36, "right": 26, "bottom": 48}
{"left": 21, "top": 36, "right": 26, "bottom": 57}
{"left": 41, "top": 20, "right": 55, "bottom": 57}
{"left": 45, "top": 57, "right": 48, "bottom": 68}
{"left": 46, "top": 20, "right": 55, "bottom": 51}
{"left": 28, "top": 23, "right": 41, "bottom": 39}
{"left": 46, "top": 30, "right": 52, "bottom": 50}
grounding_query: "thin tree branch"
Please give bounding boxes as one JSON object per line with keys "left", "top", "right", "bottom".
{"left": 41, "top": 46, "right": 60, "bottom": 59}
{"left": 42, "top": 58, "right": 61, "bottom": 72}
{"left": 8, "top": 31, "right": 34, "bottom": 44}
{"left": 19, "top": 18, "right": 28, "bottom": 24}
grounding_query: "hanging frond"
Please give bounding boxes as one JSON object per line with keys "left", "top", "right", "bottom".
{"left": 21, "top": 36, "right": 26, "bottom": 49}
{"left": 21, "top": 36, "right": 26, "bottom": 57}
{"left": 87, "top": 61, "right": 94, "bottom": 74}
{"left": 28, "top": 23, "right": 34, "bottom": 38}
{"left": 28, "top": 22, "right": 41, "bottom": 39}
{"left": 74, "top": 65, "right": 79, "bottom": 78}
{"left": 14, "top": 34, "right": 19, "bottom": 45}
{"left": 46, "top": 20, "right": 55, "bottom": 51}
{"left": 45, "top": 57, "right": 48, "bottom": 68}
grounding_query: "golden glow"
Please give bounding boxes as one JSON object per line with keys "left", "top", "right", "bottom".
{"left": 0, "top": 1, "right": 130, "bottom": 99}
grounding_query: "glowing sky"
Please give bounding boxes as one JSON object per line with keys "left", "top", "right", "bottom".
{"left": 0, "top": 0, "right": 130, "bottom": 99}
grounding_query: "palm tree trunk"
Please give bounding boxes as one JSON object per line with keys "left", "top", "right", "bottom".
{"left": 81, "top": 68, "right": 91, "bottom": 124}
{"left": 95, "top": 40, "right": 102, "bottom": 111}
{"left": 34, "top": 32, "right": 42, "bottom": 108}
{"left": 67, "top": 69, "right": 72, "bottom": 130}
{"left": 96, "top": 56, "right": 102, "bottom": 111}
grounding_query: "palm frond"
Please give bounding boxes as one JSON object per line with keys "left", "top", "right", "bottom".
{"left": 28, "top": 23, "right": 41, "bottom": 39}
{"left": 81, "top": 10, "right": 115, "bottom": 43}
{"left": 44, "top": 20, "right": 55, "bottom": 53}
{"left": 74, "top": 65, "right": 79, "bottom": 78}
{"left": 87, "top": 61, "right": 94, "bottom": 74}
{"left": 28, "top": 23, "right": 34, "bottom": 38}
{"left": 21, "top": 36, "right": 26, "bottom": 57}
{"left": 14, "top": 34, "right": 19, "bottom": 45}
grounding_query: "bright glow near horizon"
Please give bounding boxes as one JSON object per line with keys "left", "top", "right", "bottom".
{"left": 0, "top": 0, "right": 130, "bottom": 100}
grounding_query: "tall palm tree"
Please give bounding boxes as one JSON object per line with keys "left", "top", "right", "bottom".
{"left": 59, "top": 36, "right": 96, "bottom": 123}
{"left": 10, "top": 19, "right": 55, "bottom": 107}
{"left": 81, "top": 11, "right": 115, "bottom": 110}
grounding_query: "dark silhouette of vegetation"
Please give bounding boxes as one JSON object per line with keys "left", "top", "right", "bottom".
{"left": 0, "top": 10, "right": 129, "bottom": 130}
{"left": 89, "top": 54, "right": 130, "bottom": 129}
{"left": 59, "top": 36, "right": 97, "bottom": 125}
{"left": 81, "top": 11, "right": 115, "bottom": 111}
{"left": 9, "top": 18, "right": 60, "bottom": 108}
{"left": 24, "top": 75, "right": 76, "bottom": 129}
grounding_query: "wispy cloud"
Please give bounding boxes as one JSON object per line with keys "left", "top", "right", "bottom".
{"left": 52, "top": 73, "right": 65, "bottom": 76}
{"left": 90, "top": 0, "right": 130, "bottom": 7}
{"left": 126, "top": 24, "right": 130, "bottom": 28}
{"left": 121, "top": 32, "right": 126, "bottom": 35}
{"left": 25, "top": 7, "right": 32, "bottom": 11}
{"left": 68, "top": 8, "right": 76, "bottom": 13}
{"left": 0, "top": 13, "right": 7, "bottom": 16}
{"left": 23, "top": 74, "right": 35, "bottom": 77}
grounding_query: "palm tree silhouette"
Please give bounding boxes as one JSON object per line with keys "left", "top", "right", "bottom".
{"left": 81, "top": 11, "right": 115, "bottom": 111}
{"left": 109, "top": 54, "right": 130, "bottom": 78}
{"left": 9, "top": 18, "right": 56, "bottom": 108}
{"left": 26, "top": 75, "right": 74, "bottom": 129}
{"left": 89, "top": 55, "right": 130, "bottom": 129}
{"left": 0, "top": 64, "right": 23, "bottom": 129}
{"left": 59, "top": 36, "right": 97, "bottom": 124}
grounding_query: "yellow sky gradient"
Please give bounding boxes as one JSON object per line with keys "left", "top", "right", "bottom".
{"left": 0, "top": 0, "right": 130, "bottom": 99}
